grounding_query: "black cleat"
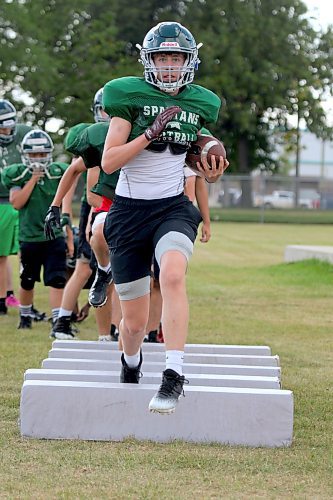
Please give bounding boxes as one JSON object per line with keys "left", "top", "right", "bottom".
{"left": 30, "top": 305, "right": 47, "bottom": 322}
{"left": 0, "top": 301, "right": 7, "bottom": 315}
{"left": 88, "top": 268, "right": 113, "bottom": 308}
{"left": 149, "top": 369, "right": 188, "bottom": 414}
{"left": 18, "top": 315, "right": 32, "bottom": 330}
{"left": 110, "top": 327, "right": 119, "bottom": 342}
{"left": 120, "top": 351, "right": 143, "bottom": 383}
{"left": 50, "top": 316, "right": 76, "bottom": 340}
{"left": 147, "top": 330, "right": 158, "bottom": 343}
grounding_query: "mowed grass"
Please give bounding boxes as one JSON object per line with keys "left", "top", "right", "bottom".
{"left": 0, "top": 223, "right": 332, "bottom": 499}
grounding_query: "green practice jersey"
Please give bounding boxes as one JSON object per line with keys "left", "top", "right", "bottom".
{"left": 65, "top": 122, "right": 92, "bottom": 203}
{"left": 70, "top": 121, "right": 119, "bottom": 200}
{"left": 0, "top": 124, "right": 32, "bottom": 198}
{"left": 2, "top": 162, "right": 68, "bottom": 242}
{"left": 103, "top": 77, "right": 221, "bottom": 147}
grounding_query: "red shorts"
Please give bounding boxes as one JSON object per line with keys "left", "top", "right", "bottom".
{"left": 94, "top": 195, "right": 112, "bottom": 214}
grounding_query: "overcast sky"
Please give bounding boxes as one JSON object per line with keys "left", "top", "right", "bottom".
{"left": 304, "top": 0, "right": 333, "bottom": 30}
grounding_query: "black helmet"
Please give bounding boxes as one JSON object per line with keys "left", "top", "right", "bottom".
{"left": 0, "top": 99, "right": 17, "bottom": 145}
{"left": 137, "top": 22, "right": 202, "bottom": 92}
{"left": 21, "top": 129, "right": 54, "bottom": 171}
{"left": 92, "top": 87, "right": 109, "bottom": 123}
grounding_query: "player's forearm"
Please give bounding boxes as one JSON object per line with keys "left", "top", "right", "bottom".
{"left": 196, "top": 178, "right": 210, "bottom": 223}
{"left": 102, "top": 134, "right": 150, "bottom": 174}
{"left": 61, "top": 173, "right": 80, "bottom": 216}
{"left": 10, "top": 178, "right": 37, "bottom": 210}
{"left": 51, "top": 168, "right": 81, "bottom": 207}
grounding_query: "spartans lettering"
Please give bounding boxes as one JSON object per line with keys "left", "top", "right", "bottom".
{"left": 143, "top": 106, "right": 199, "bottom": 125}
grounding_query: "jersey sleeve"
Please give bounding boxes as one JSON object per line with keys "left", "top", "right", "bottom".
{"left": 64, "top": 123, "right": 91, "bottom": 154}
{"left": 191, "top": 85, "right": 221, "bottom": 126}
{"left": 200, "top": 126, "right": 213, "bottom": 136}
{"left": 103, "top": 78, "right": 136, "bottom": 122}
{"left": 1, "top": 163, "right": 29, "bottom": 190}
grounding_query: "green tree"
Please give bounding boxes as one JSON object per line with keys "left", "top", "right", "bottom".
{"left": 0, "top": 0, "right": 182, "bottom": 133}
{"left": 1, "top": 0, "right": 127, "bottom": 129}
{"left": 181, "top": 0, "right": 333, "bottom": 180}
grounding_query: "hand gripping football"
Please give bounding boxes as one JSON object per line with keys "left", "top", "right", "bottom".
{"left": 186, "top": 135, "right": 226, "bottom": 174}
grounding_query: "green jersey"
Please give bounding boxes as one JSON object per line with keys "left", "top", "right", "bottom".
{"left": 2, "top": 162, "right": 68, "bottom": 242}
{"left": 0, "top": 124, "right": 32, "bottom": 198}
{"left": 70, "top": 121, "right": 119, "bottom": 200}
{"left": 103, "top": 77, "right": 221, "bottom": 147}
{"left": 65, "top": 122, "right": 92, "bottom": 203}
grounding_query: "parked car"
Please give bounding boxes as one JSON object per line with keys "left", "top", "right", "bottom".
{"left": 218, "top": 188, "right": 242, "bottom": 206}
{"left": 255, "top": 190, "right": 318, "bottom": 209}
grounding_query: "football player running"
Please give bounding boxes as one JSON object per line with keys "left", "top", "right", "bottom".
{"left": 102, "top": 22, "right": 228, "bottom": 414}
{"left": 45, "top": 88, "right": 112, "bottom": 340}
{"left": 2, "top": 130, "right": 68, "bottom": 330}
{"left": 44, "top": 89, "right": 121, "bottom": 341}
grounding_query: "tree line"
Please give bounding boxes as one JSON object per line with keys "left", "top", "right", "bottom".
{"left": 1, "top": 0, "right": 332, "bottom": 174}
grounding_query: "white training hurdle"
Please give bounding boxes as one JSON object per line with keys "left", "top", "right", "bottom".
{"left": 20, "top": 341, "right": 293, "bottom": 447}
{"left": 284, "top": 245, "right": 333, "bottom": 264}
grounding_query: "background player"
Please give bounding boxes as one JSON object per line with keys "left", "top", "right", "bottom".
{"left": 2, "top": 130, "right": 68, "bottom": 329}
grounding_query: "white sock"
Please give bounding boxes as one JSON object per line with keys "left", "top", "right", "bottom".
{"left": 124, "top": 351, "right": 141, "bottom": 368}
{"left": 98, "top": 263, "right": 111, "bottom": 273}
{"left": 165, "top": 350, "right": 184, "bottom": 376}
{"left": 58, "top": 308, "right": 72, "bottom": 318}
{"left": 52, "top": 308, "right": 60, "bottom": 322}
{"left": 20, "top": 304, "right": 32, "bottom": 317}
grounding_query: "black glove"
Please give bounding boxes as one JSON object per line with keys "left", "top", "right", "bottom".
{"left": 61, "top": 212, "right": 72, "bottom": 228}
{"left": 144, "top": 106, "right": 181, "bottom": 141}
{"left": 44, "top": 206, "right": 61, "bottom": 240}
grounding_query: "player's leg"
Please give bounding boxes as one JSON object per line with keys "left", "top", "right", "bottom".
{"left": 88, "top": 212, "right": 112, "bottom": 307}
{"left": 18, "top": 242, "right": 43, "bottom": 329}
{"left": 103, "top": 200, "right": 152, "bottom": 383}
{"left": 0, "top": 205, "right": 19, "bottom": 315}
{"left": 5, "top": 259, "right": 20, "bottom": 308}
{"left": 145, "top": 275, "right": 162, "bottom": 343}
{"left": 110, "top": 288, "right": 122, "bottom": 342}
{"left": 118, "top": 293, "right": 150, "bottom": 382}
{"left": 0, "top": 256, "right": 8, "bottom": 315}
{"left": 52, "top": 201, "right": 93, "bottom": 339}
{"left": 51, "top": 259, "right": 92, "bottom": 339}
{"left": 95, "top": 285, "right": 113, "bottom": 341}
{"left": 149, "top": 199, "right": 202, "bottom": 414}
{"left": 43, "top": 237, "right": 67, "bottom": 334}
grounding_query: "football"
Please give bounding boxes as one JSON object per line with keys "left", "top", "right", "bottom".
{"left": 186, "top": 135, "right": 227, "bottom": 175}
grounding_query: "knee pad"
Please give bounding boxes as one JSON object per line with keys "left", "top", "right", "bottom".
{"left": 155, "top": 231, "right": 193, "bottom": 268}
{"left": 116, "top": 276, "right": 150, "bottom": 300}
{"left": 46, "top": 275, "right": 66, "bottom": 289}
{"left": 20, "top": 276, "right": 35, "bottom": 291}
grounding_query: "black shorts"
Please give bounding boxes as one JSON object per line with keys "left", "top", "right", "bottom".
{"left": 20, "top": 238, "right": 67, "bottom": 286}
{"left": 103, "top": 193, "right": 202, "bottom": 285}
{"left": 77, "top": 200, "right": 92, "bottom": 261}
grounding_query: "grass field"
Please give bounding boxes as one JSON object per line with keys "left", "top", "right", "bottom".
{"left": 0, "top": 223, "right": 332, "bottom": 499}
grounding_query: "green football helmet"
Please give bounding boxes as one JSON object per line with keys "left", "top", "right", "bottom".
{"left": 21, "top": 129, "right": 54, "bottom": 172}
{"left": 0, "top": 99, "right": 17, "bottom": 145}
{"left": 137, "top": 22, "right": 202, "bottom": 92}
